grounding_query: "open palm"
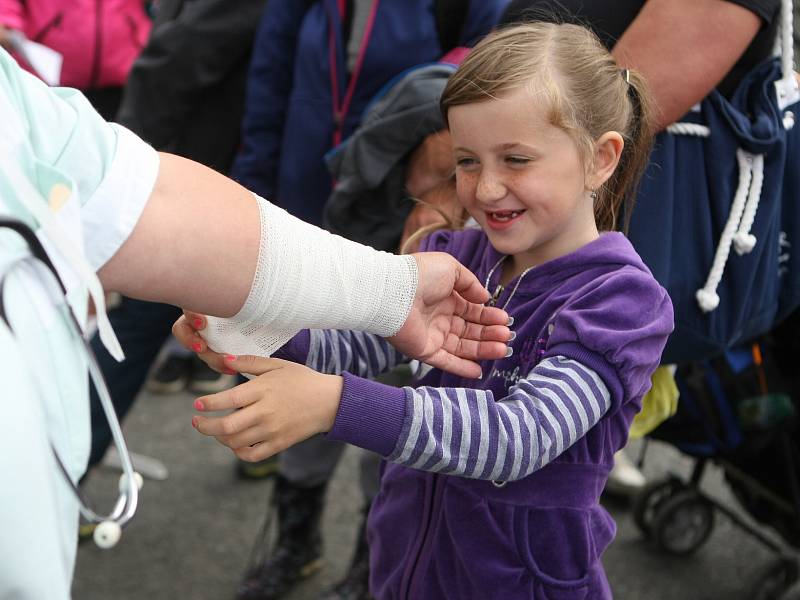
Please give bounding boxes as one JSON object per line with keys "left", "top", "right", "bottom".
{"left": 388, "top": 252, "right": 511, "bottom": 378}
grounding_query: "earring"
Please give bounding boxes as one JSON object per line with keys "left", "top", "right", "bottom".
{"left": 589, "top": 190, "right": 598, "bottom": 201}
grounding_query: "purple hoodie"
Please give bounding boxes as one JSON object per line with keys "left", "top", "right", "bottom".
{"left": 277, "top": 229, "right": 673, "bottom": 599}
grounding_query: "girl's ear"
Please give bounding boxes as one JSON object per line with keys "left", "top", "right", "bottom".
{"left": 588, "top": 131, "right": 624, "bottom": 190}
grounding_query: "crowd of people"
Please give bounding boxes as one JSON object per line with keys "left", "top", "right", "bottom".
{"left": 0, "top": 0, "right": 794, "bottom": 599}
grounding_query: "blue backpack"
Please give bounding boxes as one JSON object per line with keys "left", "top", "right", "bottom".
{"left": 628, "top": 0, "right": 800, "bottom": 364}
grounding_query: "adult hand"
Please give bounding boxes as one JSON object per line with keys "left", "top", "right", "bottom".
{"left": 174, "top": 252, "right": 511, "bottom": 379}
{"left": 388, "top": 251, "right": 509, "bottom": 378}
{"left": 191, "top": 357, "right": 342, "bottom": 462}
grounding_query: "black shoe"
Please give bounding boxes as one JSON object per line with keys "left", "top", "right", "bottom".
{"left": 236, "top": 476, "right": 327, "bottom": 600}
{"left": 322, "top": 507, "right": 373, "bottom": 600}
{"left": 188, "top": 355, "right": 237, "bottom": 394}
{"left": 146, "top": 354, "right": 192, "bottom": 394}
{"left": 237, "top": 454, "right": 280, "bottom": 480}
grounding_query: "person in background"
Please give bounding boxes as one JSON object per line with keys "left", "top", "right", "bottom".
{"left": 222, "top": 2, "right": 510, "bottom": 600}
{"left": 0, "top": 0, "right": 151, "bottom": 118}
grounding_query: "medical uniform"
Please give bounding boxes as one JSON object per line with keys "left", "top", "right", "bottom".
{"left": 0, "top": 47, "right": 158, "bottom": 597}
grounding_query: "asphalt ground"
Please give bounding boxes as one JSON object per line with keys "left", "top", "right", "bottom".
{"left": 72, "top": 384, "right": 799, "bottom": 600}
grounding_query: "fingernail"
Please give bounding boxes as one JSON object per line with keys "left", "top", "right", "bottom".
{"left": 193, "top": 399, "right": 204, "bottom": 411}
{"left": 508, "top": 331, "right": 517, "bottom": 341}
{"left": 191, "top": 416, "right": 199, "bottom": 429}
{"left": 224, "top": 354, "right": 236, "bottom": 362}
{"left": 507, "top": 317, "right": 515, "bottom": 326}
{"left": 478, "top": 371, "right": 483, "bottom": 380}
{"left": 191, "top": 342, "right": 202, "bottom": 352}
{"left": 193, "top": 318, "right": 203, "bottom": 329}
{"left": 505, "top": 346, "right": 514, "bottom": 357}
{"left": 223, "top": 367, "right": 236, "bottom": 375}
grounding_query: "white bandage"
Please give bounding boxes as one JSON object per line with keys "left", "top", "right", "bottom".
{"left": 202, "top": 194, "right": 418, "bottom": 357}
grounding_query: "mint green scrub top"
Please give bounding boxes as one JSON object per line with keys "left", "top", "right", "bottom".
{"left": 0, "top": 47, "right": 159, "bottom": 598}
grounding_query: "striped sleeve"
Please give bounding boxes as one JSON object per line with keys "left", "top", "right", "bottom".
{"left": 387, "top": 356, "right": 611, "bottom": 481}
{"left": 304, "top": 329, "right": 405, "bottom": 378}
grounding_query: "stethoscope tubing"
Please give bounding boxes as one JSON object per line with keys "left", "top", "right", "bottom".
{"left": 0, "top": 218, "right": 139, "bottom": 530}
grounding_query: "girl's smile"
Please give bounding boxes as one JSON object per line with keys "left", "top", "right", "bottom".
{"left": 485, "top": 208, "right": 528, "bottom": 230}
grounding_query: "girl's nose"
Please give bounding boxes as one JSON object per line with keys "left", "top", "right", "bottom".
{"left": 475, "top": 170, "right": 506, "bottom": 203}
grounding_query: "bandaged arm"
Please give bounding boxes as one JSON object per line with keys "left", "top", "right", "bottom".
{"left": 100, "top": 154, "right": 417, "bottom": 355}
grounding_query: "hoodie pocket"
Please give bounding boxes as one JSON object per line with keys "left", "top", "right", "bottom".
{"left": 511, "top": 507, "right": 610, "bottom": 600}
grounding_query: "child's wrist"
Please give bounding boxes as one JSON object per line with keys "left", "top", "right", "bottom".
{"left": 317, "top": 374, "right": 344, "bottom": 433}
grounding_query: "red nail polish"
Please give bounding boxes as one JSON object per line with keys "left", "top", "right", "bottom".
{"left": 193, "top": 318, "right": 203, "bottom": 329}
{"left": 194, "top": 399, "right": 204, "bottom": 411}
{"left": 191, "top": 342, "right": 202, "bottom": 352}
{"left": 191, "top": 416, "right": 199, "bottom": 429}
{"left": 223, "top": 367, "right": 237, "bottom": 375}
{"left": 224, "top": 354, "right": 236, "bottom": 362}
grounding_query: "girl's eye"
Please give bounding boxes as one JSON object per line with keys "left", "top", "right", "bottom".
{"left": 456, "top": 157, "right": 478, "bottom": 169}
{"left": 506, "top": 155, "right": 533, "bottom": 165}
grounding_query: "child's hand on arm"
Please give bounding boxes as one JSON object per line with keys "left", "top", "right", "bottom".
{"left": 191, "top": 356, "right": 343, "bottom": 462}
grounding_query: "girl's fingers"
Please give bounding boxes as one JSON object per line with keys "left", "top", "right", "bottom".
{"left": 234, "top": 442, "right": 275, "bottom": 463}
{"left": 220, "top": 355, "right": 290, "bottom": 377}
{"left": 193, "top": 383, "right": 260, "bottom": 414}
{"left": 172, "top": 315, "right": 205, "bottom": 351}
{"left": 183, "top": 310, "right": 206, "bottom": 332}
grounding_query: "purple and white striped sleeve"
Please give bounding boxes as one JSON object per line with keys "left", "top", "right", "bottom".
{"left": 303, "top": 329, "right": 405, "bottom": 379}
{"left": 386, "top": 355, "right": 611, "bottom": 481}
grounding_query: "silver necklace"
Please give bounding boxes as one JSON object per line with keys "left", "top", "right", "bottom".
{"left": 483, "top": 255, "right": 535, "bottom": 310}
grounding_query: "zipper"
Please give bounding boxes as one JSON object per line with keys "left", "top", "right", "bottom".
{"left": 89, "top": 0, "right": 102, "bottom": 88}
{"left": 487, "top": 283, "right": 504, "bottom": 307}
{"left": 400, "top": 474, "right": 439, "bottom": 599}
{"left": 32, "top": 11, "right": 63, "bottom": 43}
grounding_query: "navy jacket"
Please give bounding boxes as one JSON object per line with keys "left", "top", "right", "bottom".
{"left": 230, "top": 0, "right": 509, "bottom": 225}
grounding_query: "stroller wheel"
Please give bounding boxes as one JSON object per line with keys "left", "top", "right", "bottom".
{"left": 631, "top": 477, "right": 685, "bottom": 537}
{"left": 651, "top": 489, "right": 714, "bottom": 555}
{"left": 746, "top": 557, "right": 800, "bottom": 600}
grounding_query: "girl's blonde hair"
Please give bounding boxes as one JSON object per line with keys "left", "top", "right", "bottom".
{"left": 440, "top": 22, "right": 654, "bottom": 232}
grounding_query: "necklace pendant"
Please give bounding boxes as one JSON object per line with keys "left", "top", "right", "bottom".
{"left": 487, "top": 284, "right": 503, "bottom": 307}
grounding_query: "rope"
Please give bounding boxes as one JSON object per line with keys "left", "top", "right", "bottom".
{"left": 733, "top": 153, "right": 764, "bottom": 255}
{"left": 665, "top": 122, "right": 710, "bottom": 137}
{"left": 696, "top": 149, "right": 755, "bottom": 312}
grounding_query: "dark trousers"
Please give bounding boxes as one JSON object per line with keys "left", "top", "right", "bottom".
{"left": 87, "top": 298, "right": 181, "bottom": 467}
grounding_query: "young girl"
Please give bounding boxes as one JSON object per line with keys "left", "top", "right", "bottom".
{"left": 181, "top": 22, "right": 673, "bottom": 599}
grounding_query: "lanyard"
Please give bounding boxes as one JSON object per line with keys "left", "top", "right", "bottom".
{"left": 327, "top": 0, "right": 380, "bottom": 147}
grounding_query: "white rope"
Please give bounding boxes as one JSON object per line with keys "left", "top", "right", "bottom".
{"left": 733, "top": 153, "right": 764, "bottom": 255}
{"left": 696, "top": 149, "right": 755, "bottom": 312}
{"left": 666, "top": 123, "right": 710, "bottom": 137}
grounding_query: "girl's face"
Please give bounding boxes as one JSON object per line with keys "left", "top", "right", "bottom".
{"left": 448, "top": 87, "right": 602, "bottom": 276}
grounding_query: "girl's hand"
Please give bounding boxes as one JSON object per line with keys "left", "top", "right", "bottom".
{"left": 191, "top": 356, "right": 343, "bottom": 462}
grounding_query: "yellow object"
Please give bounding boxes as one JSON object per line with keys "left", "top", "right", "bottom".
{"left": 630, "top": 366, "right": 679, "bottom": 439}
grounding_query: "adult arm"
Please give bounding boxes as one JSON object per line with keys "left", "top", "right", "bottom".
{"left": 612, "top": 0, "right": 763, "bottom": 130}
{"left": 116, "top": 0, "right": 267, "bottom": 147}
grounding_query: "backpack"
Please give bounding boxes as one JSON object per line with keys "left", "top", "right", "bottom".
{"left": 627, "top": 0, "right": 800, "bottom": 364}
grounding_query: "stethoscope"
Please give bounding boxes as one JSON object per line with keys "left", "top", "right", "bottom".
{"left": 0, "top": 218, "right": 142, "bottom": 549}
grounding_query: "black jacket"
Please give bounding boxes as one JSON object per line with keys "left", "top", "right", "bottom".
{"left": 116, "top": 0, "right": 267, "bottom": 173}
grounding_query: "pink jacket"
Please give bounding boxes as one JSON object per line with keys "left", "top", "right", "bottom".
{"left": 0, "top": 0, "right": 151, "bottom": 89}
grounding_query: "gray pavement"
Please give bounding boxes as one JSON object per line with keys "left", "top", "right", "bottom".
{"left": 72, "top": 386, "right": 794, "bottom": 600}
